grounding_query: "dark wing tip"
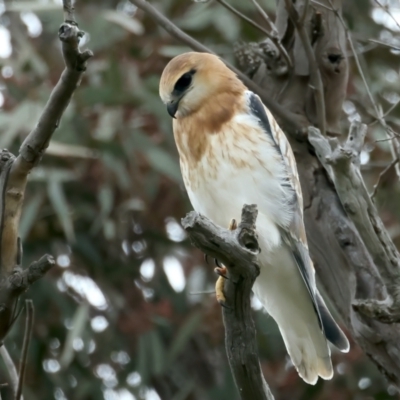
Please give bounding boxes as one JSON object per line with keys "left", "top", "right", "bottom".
{"left": 317, "top": 292, "right": 350, "bottom": 353}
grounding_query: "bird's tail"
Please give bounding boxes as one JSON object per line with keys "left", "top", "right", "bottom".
{"left": 279, "top": 320, "right": 333, "bottom": 385}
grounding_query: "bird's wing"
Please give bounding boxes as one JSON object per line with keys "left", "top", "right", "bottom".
{"left": 246, "top": 91, "right": 322, "bottom": 329}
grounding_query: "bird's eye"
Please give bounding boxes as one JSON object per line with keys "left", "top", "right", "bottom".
{"left": 174, "top": 70, "right": 195, "bottom": 93}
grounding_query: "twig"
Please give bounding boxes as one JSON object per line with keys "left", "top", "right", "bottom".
{"left": 285, "top": 0, "right": 326, "bottom": 135}
{"left": 63, "top": 0, "right": 75, "bottom": 24}
{"left": 0, "top": 346, "right": 19, "bottom": 399}
{"left": 15, "top": 300, "right": 34, "bottom": 400}
{"left": 130, "top": 0, "right": 302, "bottom": 133}
{"left": 216, "top": 0, "right": 274, "bottom": 38}
{"left": 373, "top": 0, "right": 400, "bottom": 31}
{"left": 250, "top": 0, "right": 277, "bottom": 33}
{"left": 182, "top": 205, "right": 274, "bottom": 400}
{"left": 368, "top": 39, "right": 400, "bottom": 51}
{"left": 0, "top": 255, "right": 55, "bottom": 342}
{"left": 216, "top": 0, "right": 292, "bottom": 68}
{"left": 370, "top": 158, "right": 399, "bottom": 199}
{"left": 11, "top": 1, "right": 93, "bottom": 178}
{"left": 369, "top": 100, "right": 400, "bottom": 127}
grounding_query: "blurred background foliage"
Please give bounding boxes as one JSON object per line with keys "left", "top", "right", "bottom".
{"left": 0, "top": 0, "right": 399, "bottom": 399}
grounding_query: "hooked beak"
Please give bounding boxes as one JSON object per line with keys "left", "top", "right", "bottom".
{"left": 167, "top": 99, "right": 179, "bottom": 119}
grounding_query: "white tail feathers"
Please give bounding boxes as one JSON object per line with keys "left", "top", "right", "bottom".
{"left": 280, "top": 323, "right": 333, "bottom": 385}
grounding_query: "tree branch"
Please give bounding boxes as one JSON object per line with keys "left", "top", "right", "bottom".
{"left": 308, "top": 122, "right": 400, "bottom": 323}
{"left": 182, "top": 205, "right": 274, "bottom": 400}
{"left": 285, "top": 0, "right": 326, "bottom": 135}
{"left": 12, "top": 11, "right": 93, "bottom": 177}
{"left": 130, "top": 0, "right": 302, "bottom": 133}
{"left": 0, "top": 255, "right": 55, "bottom": 342}
{"left": 216, "top": 0, "right": 292, "bottom": 68}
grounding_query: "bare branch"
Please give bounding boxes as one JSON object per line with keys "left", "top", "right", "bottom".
{"left": 0, "top": 255, "right": 55, "bottom": 342}
{"left": 16, "top": 300, "right": 34, "bottom": 400}
{"left": 216, "top": 0, "right": 292, "bottom": 68}
{"left": 285, "top": 0, "right": 326, "bottom": 135}
{"left": 373, "top": 0, "right": 400, "bottom": 31}
{"left": 63, "top": 0, "right": 75, "bottom": 24}
{"left": 250, "top": 0, "right": 277, "bottom": 34}
{"left": 216, "top": 0, "right": 276, "bottom": 38}
{"left": 12, "top": 17, "right": 93, "bottom": 177}
{"left": 0, "top": 346, "right": 20, "bottom": 399}
{"left": 370, "top": 158, "right": 399, "bottom": 199}
{"left": 368, "top": 39, "right": 400, "bottom": 51}
{"left": 130, "top": 0, "right": 302, "bottom": 132}
{"left": 182, "top": 205, "right": 274, "bottom": 400}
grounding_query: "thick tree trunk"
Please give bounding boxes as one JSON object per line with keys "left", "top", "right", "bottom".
{"left": 239, "top": 0, "right": 400, "bottom": 387}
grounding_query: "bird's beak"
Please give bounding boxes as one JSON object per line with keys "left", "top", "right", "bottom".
{"left": 167, "top": 99, "right": 179, "bottom": 119}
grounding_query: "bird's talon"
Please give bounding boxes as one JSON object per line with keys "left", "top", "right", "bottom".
{"left": 214, "top": 266, "right": 228, "bottom": 278}
{"left": 215, "top": 275, "right": 226, "bottom": 305}
{"left": 214, "top": 258, "right": 222, "bottom": 268}
{"left": 204, "top": 254, "right": 209, "bottom": 264}
{"left": 228, "top": 218, "right": 237, "bottom": 231}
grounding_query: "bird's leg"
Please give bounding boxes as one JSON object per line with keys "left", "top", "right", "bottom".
{"left": 215, "top": 218, "right": 237, "bottom": 305}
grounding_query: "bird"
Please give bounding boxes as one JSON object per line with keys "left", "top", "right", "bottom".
{"left": 159, "top": 52, "right": 349, "bottom": 385}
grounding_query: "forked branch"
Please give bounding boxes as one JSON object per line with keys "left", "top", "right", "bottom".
{"left": 182, "top": 205, "right": 274, "bottom": 400}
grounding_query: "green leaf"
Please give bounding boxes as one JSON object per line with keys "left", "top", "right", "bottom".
{"left": 166, "top": 312, "right": 202, "bottom": 364}
{"left": 93, "top": 108, "right": 123, "bottom": 141}
{"left": 0, "top": 101, "right": 43, "bottom": 148}
{"left": 172, "top": 380, "right": 195, "bottom": 400}
{"left": 59, "top": 303, "right": 89, "bottom": 369}
{"left": 47, "top": 178, "right": 75, "bottom": 242}
{"left": 46, "top": 141, "right": 99, "bottom": 159}
{"left": 136, "top": 334, "right": 150, "bottom": 384}
{"left": 130, "top": 131, "right": 182, "bottom": 184}
{"left": 30, "top": 167, "right": 78, "bottom": 182}
{"left": 146, "top": 147, "right": 182, "bottom": 184}
{"left": 90, "top": 185, "right": 114, "bottom": 234}
{"left": 102, "top": 10, "right": 144, "bottom": 35}
{"left": 19, "top": 191, "right": 45, "bottom": 241}
{"left": 102, "top": 153, "right": 131, "bottom": 190}
{"left": 149, "top": 330, "right": 166, "bottom": 376}
{"left": 5, "top": 2, "right": 60, "bottom": 11}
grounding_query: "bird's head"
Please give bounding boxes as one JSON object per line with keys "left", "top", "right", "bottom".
{"left": 159, "top": 52, "right": 242, "bottom": 119}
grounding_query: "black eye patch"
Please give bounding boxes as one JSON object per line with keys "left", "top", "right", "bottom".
{"left": 173, "top": 69, "right": 196, "bottom": 94}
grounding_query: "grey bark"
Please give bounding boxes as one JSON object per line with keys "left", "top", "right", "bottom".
{"left": 182, "top": 205, "right": 274, "bottom": 400}
{"left": 244, "top": 0, "right": 400, "bottom": 387}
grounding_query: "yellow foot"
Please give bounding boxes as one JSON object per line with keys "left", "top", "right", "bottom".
{"left": 215, "top": 275, "right": 226, "bottom": 305}
{"left": 215, "top": 219, "right": 236, "bottom": 306}
{"left": 228, "top": 218, "right": 237, "bottom": 231}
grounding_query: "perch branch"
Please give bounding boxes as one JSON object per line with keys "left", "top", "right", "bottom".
{"left": 15, "top": 300, "right": 34, "bottom": 400}
{"left": 308, "top": 123, "right": 400, "bottom": 323}
{"left": 130, "top": 0, "right": 301, "bottom": 133}
{"left": 285, "top": 0, "right": 326, "bottom": 135}
{"left": 182, "top": 205, "right": 274, "bottom": 400}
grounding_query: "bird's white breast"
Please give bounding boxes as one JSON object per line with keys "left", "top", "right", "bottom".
{"left": 179, "top": 112, "right": 294, "bottom": 253}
